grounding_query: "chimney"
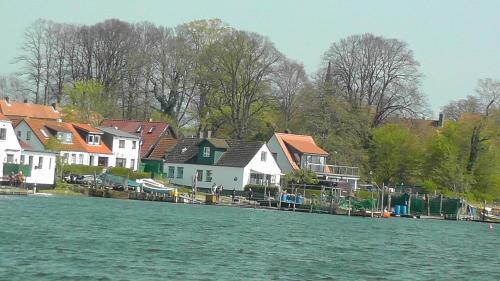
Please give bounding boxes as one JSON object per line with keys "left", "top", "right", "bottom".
{"left": 23, "top": 99, "right": 28, "bottom": 103}
{"left": 438, "top": 112, "right": 444, "bottom": 127}
{"left": 207, "top": 130, "right": 212, "bottom": 139}
{"left": 4, "top": 96, "right": 9, "bottom": 104}
{"left": 51, "top": 103, "right": 57, "bottom": 110}
{"left": 149, "top": 118, "right": 153, "bottom": 122}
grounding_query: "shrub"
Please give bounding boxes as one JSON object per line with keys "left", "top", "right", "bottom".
{"left": 107, "top": 167, "right": 150, "bottom": 180}
{"left": 63, "top": 164, "right": 104, "bottom": 175}
{"left": 244, "top": 184, "right": 279, "bottom": 195}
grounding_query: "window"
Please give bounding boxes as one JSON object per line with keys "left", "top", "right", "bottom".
{"left": 119, "top": 140, "right": 125, "bottom": 148}
{"left": 37, "top": 157, "right": 43, "bottom": 169}
{"left": 205, "top": 170, "right": 213, "bottom": 182}
{"left": 79, "top": 154, "right": 84, "bottom": 164}
{"left": 49, "top": 158, "right": 52, "bottom": 169}
{"left": 272, "top": 152, "right": 277, "bottom": 160}
{"left": 196, "top": 170, "right": 203, "bottom": 181}
{"left": 136, "top": 125, "right": 143, "bottom": 133}
{"left": 203, "top": 147, "right": 210, "bottom": 157}
{"left": 176, "top": 167, "right": 184, "bottom": 179}
{"left": 63, "top": 153, "right": 69, "bottom": 164}
{"left": 148, "top": 126, "right": 155, "bottom": 134}
{"left": 0, "top": 128, "right": 6, "bottom": 140}
{"left": 116, "top": 158, "right": 126, "bottom": 167}
{"left": 88, "top": 135, "right": 94, "bottom": 143}
{"left": 87, "top": 135, "right": 100, "bottom": 145}
{"left": 26, "top": 131, "right": 32, "bottom": 140}
{"left": 6, "top": 154, "right": 14, "bottom": 163}
{"left": 65, "top": 133, "right": 72, "bottom": 144}
{"left": 261, "top": 151, "right": 267, "bottom": 162}
{"left": 71, "top": 154, "right": 76, "bottom": 164}
{"left": 168, "top": 166, "right": 175, "bottom": 178}
{"left": 28, "top": 156, "right": 33, "bottom": 168}
{"left": 40, "top": 129, "right": 49, "bottom": 138}
{"left": 132, "top": 141, "right": 137, "bottom": 149}
{"left": 130, "top": 159, "right": 135, "bottom": 169}
{"left": 20, "top": 155, "right": 25, "bottom": 164}
{"left": 17, "top": 130, "right": 21, "bottom": 138}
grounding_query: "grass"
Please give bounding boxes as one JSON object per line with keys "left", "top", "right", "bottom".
{"left": 43, "top": 180, "right": 85, "bottom": 196}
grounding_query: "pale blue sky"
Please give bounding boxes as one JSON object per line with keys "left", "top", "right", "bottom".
{"left": 0, "top": 0, "right": 499, "bottom": 116}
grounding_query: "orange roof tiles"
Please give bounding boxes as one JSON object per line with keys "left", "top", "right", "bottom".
{"left": 21, "top": 119, "right": 112, "bottom": 155}
{"left": 148, "top": 138, "right": 178, "bottom": 159}
{"left": 0, "top": 100, "right": 61, "bottom": 120}
{"left": 73, "top": 123, "right": 103, "bottom": 134}
{"left": 274, "top": 133, "right": 329, "bottom": 171}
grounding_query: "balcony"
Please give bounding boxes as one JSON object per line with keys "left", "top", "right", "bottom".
{"left": 306, "top": 163, "right": 359, "bottom": 178}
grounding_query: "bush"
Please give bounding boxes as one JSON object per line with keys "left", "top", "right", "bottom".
{"left": 63, "top": 164, "right": 104, "bottom": 175}
{"left": 107, "top": 167, "right": 150, "bottom": 180}
{"left": 244, "top": 184, "right": 279, "bottom": 195}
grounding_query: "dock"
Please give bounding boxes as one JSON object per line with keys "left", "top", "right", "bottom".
{"left": 0, "top": 187, "right": 28, "bottom": 196}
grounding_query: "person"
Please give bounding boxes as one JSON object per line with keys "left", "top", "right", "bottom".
{"left": 9, "top": 172, "right": 15, "bottom": 187}
{"left": 211, "top": 183, "right": 217, "bottom": 195}
{"left": 248, "top": 188, "right": 253, "bottom": 202}
{"left": 17, "top": 171, "right": 25, "bottom": 189}
{"left": 232, "top": 189, "right": 236, "bottom": 202}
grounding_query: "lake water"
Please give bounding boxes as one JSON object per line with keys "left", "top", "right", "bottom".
{"left": 0, "top": 196, "right": 498, "bottom": 281}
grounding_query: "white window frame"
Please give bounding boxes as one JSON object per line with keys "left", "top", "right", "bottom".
{"left": 119, "top": 139, "right": 125, "bottom": 148}
{"left": 203, "top": 147, "right": 210, "bottom": 157}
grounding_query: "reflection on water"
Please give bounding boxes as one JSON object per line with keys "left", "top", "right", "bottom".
{"left": 0, "top": 196, "right": 499, "bottom": 281}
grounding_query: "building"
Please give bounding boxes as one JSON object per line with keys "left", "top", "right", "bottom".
{"left": 15, "top": 119, "right": 113, "bottom": 167}
{"left": 267, "top": 132, "right": 360, "bottom": 189}
{"left": 101, "top": 119, "right": 178, "bottom": 174}
{"left": 164, "top": 138, "right": 282, "bottom": 190}
{"left": 1, "top": 113, "right": 56, "bottom": 188}
{"left": 0, "top": 97, "right": 61, "bottom": 122}
{"left": 97, "top": 126, "right": 141, "bottom": 170}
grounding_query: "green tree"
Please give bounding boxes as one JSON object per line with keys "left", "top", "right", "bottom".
{"left": 64, "top": 80, "right": 114, "bottom": 125}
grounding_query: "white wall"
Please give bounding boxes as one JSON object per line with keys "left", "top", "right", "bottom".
{"left": 267, "top": 135, "right": 294, "bottom": 174}
{"left": 164, "top": 163, "right": 246, "bottom": 190}
{"left": 108, "top": 137, "right": 140, "bottom": 170}
{"left": 22, "top": 150, "right": 56, "bottom": 186}
{"left": 0, "top": 120, "right": 22, "bottom": 178}
{"left": 243, "top": 144, "right": 282, "bottom": 186}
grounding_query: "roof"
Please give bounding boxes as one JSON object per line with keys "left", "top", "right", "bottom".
{"left": 165, "top": 138, "right": 264, "bottom": 167}
{"left": 148, "top": 138, "right": 178, "bottom": 160}
{"left": 204, "top": 138, "right": 229, "bottom": 149}
{"left": 73, "top": 123, "right": 103, "bottom": 134}
{"left": 273, "top": 133, "right": 329, "bottom": 170}
{"left": 96, "top": 126, "right": 140, "bottom": 139}
{"left": 19, "top": 119, "right": 112, "bottom": 155}
{"left": 101, "top": 119, "right": 175, "bottom": 158}
{"left": 0, "top": 100, "right": 61, "bottom": 120}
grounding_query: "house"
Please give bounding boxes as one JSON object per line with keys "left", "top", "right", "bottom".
{"left": 267, "top": 132, "right": 360, "bottom": 189}
{"left": 164, "top": 138, "right": 282, "bottom": 191}
{"left": 101, "top": 119, "right": 178, "bottom": 174}
{"left": 97, "top": 126, "right": 141, "bottom": 170}
{"left": 0, "top": 97, "right": 61, "bottom": 122}
{"left": 15, "top": 119, "right": 113, "bottom": 167}
{"left": 1, "top": 113, "right": 56, "bottom": 188}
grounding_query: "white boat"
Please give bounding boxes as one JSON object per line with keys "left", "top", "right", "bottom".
{"left": 136, "top": 179, "right": 175, "bottom": 194}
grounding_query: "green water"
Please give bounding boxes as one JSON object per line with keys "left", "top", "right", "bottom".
{"left": 0, "top": 196, "right": 498, "bottom": 281}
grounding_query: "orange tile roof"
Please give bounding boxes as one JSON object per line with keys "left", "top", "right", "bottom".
{"left": 21, "top": 119, "right": 112, "bottom": 155}
{"left": 274, "top": 133, "right": 329, "bottom": 171}
{"left": 73, "top": 123, "right": 103, "bottom": 134}
{"left": 0, "top": 100, "right": 61, "bottom": 120}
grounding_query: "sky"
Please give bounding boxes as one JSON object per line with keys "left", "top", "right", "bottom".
{"left": 0, "top": 0, "right": 499, "bottom": 117}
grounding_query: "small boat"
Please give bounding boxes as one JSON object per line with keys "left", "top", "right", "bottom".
{"left": 482, "top": 208, "right": 500, "bottom": 223}
{"left": 136, "top": 179, "right": 176, "bottom": 194}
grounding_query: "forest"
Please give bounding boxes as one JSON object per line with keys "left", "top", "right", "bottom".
{"left": 1, "top": 18, "right": 499, "bottom": 201}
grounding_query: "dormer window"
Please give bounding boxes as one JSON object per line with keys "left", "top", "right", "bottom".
{"left": 203, "top": 147, "right": 210, "bottom": 157}
{"left": 87, "top": 134, "right": 100, "bottom": 145}
{"left": 148, "top": 126, "right": 155, "bottom": 134}
{"left": 57, "top": 132, "right": 72, "bottom": 144}
{"left": 40, "top": 129, "right": 49, "bottom": 138}
{"left": 136, "top": 125, "right": 143, "bottom": 133}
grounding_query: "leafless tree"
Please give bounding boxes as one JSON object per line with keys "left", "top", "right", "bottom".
{"left": 270, "top": 58, "right": 307, "bottom": 129}
{"left": 323, "top": 33, "right": 426, "bottom": 127}
{"left": 442, "top": 95, "right": 482, "bottom": 121}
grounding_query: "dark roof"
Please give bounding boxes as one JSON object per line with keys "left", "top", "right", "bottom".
{"left": 204, "top": 138, "right": 229, "bottom": 149}
{"left": 165, "top": 138, "right": 265, "bottom": 167}
{"left": 96, "top": 126, "right": 140, "bottom": 139}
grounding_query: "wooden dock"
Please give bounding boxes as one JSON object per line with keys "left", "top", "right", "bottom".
{"left": 0, "top": 187, "right": 28, "bottom": 196}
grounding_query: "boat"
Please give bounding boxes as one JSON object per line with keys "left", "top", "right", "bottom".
{"left": 482, "top": 208, "right": 500, "bottom": 223}
{"left": 136, "top": 179, "right": 176, "bottom": 195}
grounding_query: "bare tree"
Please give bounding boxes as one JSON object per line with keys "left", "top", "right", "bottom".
{"left": 323, "top": 33, "right": 426, "bottom": 127}
{"left": 270, "top": 58, "right": 307, "bottom": 129}
{"left": 442, "top": 95, "right": 482, "bottom": 121}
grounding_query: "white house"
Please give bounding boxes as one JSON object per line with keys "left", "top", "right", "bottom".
{"left": 97, "top": 126, "right": 141, "bottom": 170}
{"left": 0, "top": 113, "right": 22, "bottom": 183}
{"left": 268, "top": 132, "right": 360, "bottom": 189}
{"left": 164, "top": 138, "right": 282, "bottom": 191}
{"left": 20, "top": 146, "right": 57, "bottom": 188}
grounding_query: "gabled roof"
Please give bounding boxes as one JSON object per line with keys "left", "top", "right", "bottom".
{"left": 0, "top": 100, "right": 61, "bottom": 120}
{"left": 165, "top": 138, "right": 264, "bottom": 168}
{"left": 101, "top": 119, "right": 176, "bottom": 158}
{"left": 148, "top": 138, "right": 178, "bottom": 160}
{"left": 273, "top": 133, "right": 329, "bottom": 170}
{"left": 19, "top": 119, "right": 112, "bottom": 155}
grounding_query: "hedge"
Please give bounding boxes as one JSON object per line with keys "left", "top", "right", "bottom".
{"left": 244, "top": 184, "right": 279, "bottom": 195}
{"left": 107, "top": 167, "right": 150, "bottom": 180}
{"left": 62, "top": 165, "right": 104, "bottom": 175}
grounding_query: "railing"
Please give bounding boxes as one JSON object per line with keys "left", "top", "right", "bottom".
{"left": 306, "top": 163, "right": 359, "bottom": 177}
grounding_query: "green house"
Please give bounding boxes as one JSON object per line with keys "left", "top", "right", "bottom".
{"left": 196, "top": 139, "right": 229, "bottom": 165}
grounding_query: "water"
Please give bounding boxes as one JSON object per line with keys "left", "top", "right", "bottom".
{"left": 0, "top": 196, "right": 499, "bottom": 281}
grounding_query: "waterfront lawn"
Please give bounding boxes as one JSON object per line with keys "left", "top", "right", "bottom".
{"left": 44, "top": 180, "right": 85, "bottom": 196}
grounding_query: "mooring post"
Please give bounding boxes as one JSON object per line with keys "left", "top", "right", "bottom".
{"left": 329, "top": 188, "right": 334, "bottom": 214}
{"left": 427, "top": 194, "right": 431, "bottom": 216}
{"left": 371, "top": 188, "right": 374, "bottom": 218}
{"left": 380, "top": 183, "right": 385, "bottom": 212}
{"left": 387, "top": 194, "right": 392, "bottom": 213}
{"left": 483, "top": 200, "right": 487, "bottom": 222}
{"left": 408, "top": 193, "right": 412, "bottom": 215}
{"left": 439, "top": 194, "right": 443, "bottom": 216}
